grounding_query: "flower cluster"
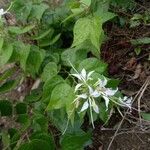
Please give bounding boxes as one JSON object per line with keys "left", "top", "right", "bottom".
{"left": 72, "top": 68, "right": 132, "bottom": 127}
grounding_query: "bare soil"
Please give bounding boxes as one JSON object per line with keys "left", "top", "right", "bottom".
{"left": 88, "top": 1, "right": 150, "bottom": 149}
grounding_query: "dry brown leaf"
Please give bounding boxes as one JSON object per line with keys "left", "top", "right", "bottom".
{"left": 132, "top": 64, "right": 142, "bottom": 79}
{"left": 98, "top": 145, "right": 103, "bottom": 150}
{"left": 0, "top": 63, "right": 15, "bottom": 74}
{"left": 31, "top": 79, "right": 41, "bottom": 90}
{"left": 123, "top": 57, "right": 137, "bottom": 71}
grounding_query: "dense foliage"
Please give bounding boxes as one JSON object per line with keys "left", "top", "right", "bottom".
{"left": 0, "top": 0, "right": 145, "bottom": 149}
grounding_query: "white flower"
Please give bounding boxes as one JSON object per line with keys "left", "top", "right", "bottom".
{"left": 72, "top": 68, "right": 94, "bottom": 83}
{"left": 88, "top": 86, "right": 100, "bottom": 98}
{"left": 75, "top": 86, "right": 99, "bottom": 114}
{"left": 75, "top": 93, "right": 88, "bottom": 100}
{"left": 74, "top": 83, "right": 83, "bottom": 92}
{"left": 73, "top": 93, "right": 87, "bottom": 108}
{"left": 119, "top": 96, "right": 132, "bottom": 109}
{"left": 92, "top": 99, "right": 99, "bottom": 113}
{"left": 79, "top": 98, "right": 99, "bottom": 114}
{"left": 88, "top": 86, "right": 99, "bottom": 113}
{"left": 80, "top": 101, "right": 89, "bottom": 112}
{"left": 96, "top": 77, "right": 118, "bottom": 109}
{"left": 104, "top": 88, "right": 118, "bottom": 96}
{"left": 102, "top": 95, "right": 110, "bottom": 110}
{"left": 97, "top": 77, "right": 107, "bottom": 87}
{"left": 0, "top": 9, "right": 7, "bottom": 17}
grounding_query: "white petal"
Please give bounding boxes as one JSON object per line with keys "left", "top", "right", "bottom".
{"left": 123, "top": 97, "right": 132, "bottom": 108}
{"left": 103, "top": 96, "right": 110, "bottom": 110}
{"left": 87, "top": 71, "right": 94, "bottom": 80}
{"left": 118, "top": 97, "right": 122, "bottom": 101}
{"left": 81, "top": 69, "right": 86, "bottom": 80}
{"left": 102, "top": 78, "right": 107, "bottom": 86}
{"left": 98, "top": 77, "right": 107, "bottom": 87}
{"left": 91, "top": 90, "right": 100, "bottom": 98}
{"left": 0, "top": 9, "right": 4, "bottom": 13}
{"left": 88, "top": 86, "right": 100, "bottom": 97}
{"left": 72, "top": 73, "right": 82, "bottom": 80}
{"left": 80, "top": 101, "right": 89, "bottom": 112}
{"left": 88, "top": 86, "right": 94, "bottom": 95}
{"left": 126, "top": 97, "right": 132, "bottom": 103}
{"left": 93, "top": 104, "right": 99, "bottom": 113}
{"left": 75, "top": 100, "right": 80, "bottom": 108}
{"left": 105, "top": 88, "right": 118, "bottom": 96}
{"left": 123, "top": 96, "right": 128, "bottom": 101}
{"left": 92, "top": 101, "right": 99, "bottom": 113}
{"left": 74, "top": 83, "right": 83, "bottom": 92}
{"left": 0, "top": 9, "right": 6, "bottom": 16}
{"left": 78, "top": 93, "right": 87, "bottom": 99}
{"left": 118, "top": 97, "right": 132, "bottom": 109}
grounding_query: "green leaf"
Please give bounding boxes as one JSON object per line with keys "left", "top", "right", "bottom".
{"left": 11, "top": 41, "right": 30, "bottom": 71}
{"left": 8, "top": 128, "right": 18, "bottom": 139}
{"left": 0, "top": 80, "right": 17, "bottom": 93}
{"left": 99, "top": 102, "right": 109, "bottom": 122}
{"left": 44, "top": 53, "right": 60, "bottom": 65}
{"left": 32, "top": 115, "right": 48, "bottom": 132}
{"left": 16, "top": 114, "right": 30, "bottom": 124}
{"left": 49, "top": 108, "right": 83, "bottom": 133}
{"left": 0, "top": 68, "right": 15, "bottom": 82}
{"left": 141, "top": 112, "right": 150, "bottom": 121}
{"left": 72, "top": 18, "right": 90, "bottom": 47}
{"left": 2, "top": 131, "right": 10, "bottom": 149}
{"left": 130, "top": 20, "right": 141, "bottom": 28}
{"left": 0, "top": 37, "right": 4, "bottom": 51}
{"left": 29, "top": 3, "right": 49, "bottom": 21}
{"left": 107, "top": 79, "right": 120, "bottom": 88}
{"left": 41, "top": 62, "right": 58, "bottom": 82}
{"left": 0, "top": 100, "right": 12, "bottom": 116}
{"left": 80, "top": 0, "right": 91, "bottom": 6}
{"left": 61, "top": 48, "right": 88, "bottom": 67}
{"left": 93, "top": 1, "right": 116, "bottom": 23}
{"left": 30, "top": 133, "right": 55, "bottom": 150}
{"left": 47, "top": 83, "right": 75, "bottom": 110}
{"left": 72, "top": 17, "right": 102, "bottom": 56}
{"left": 18, "top": 139, "right": 52, "bottom": 150}
{"left": 19, "top": 44, "right": 31, "bottom": 71}
{"left": 134, "top": 47, "right": 141, "bottom": 55}
{"left": 0, "top": 43, "right": 13, "bottom": 67}
{"left": 131, "top": 37, "right": 150, "bottom": 45}
{"left": 26, "top": 46, "right": 45, "bottom": 76}
{"left": 42, "top": 75, "right": 65, "bottom": 102}
{"left": 33, "top": 28, "right": 53, "bottom": 40}
{"left": 10, "top": 132, "right": 21, "bottom": 149}
{"left": 78, "top": 58, "right": 108, "bottom": 74}
{"left": 99, "top": 12, "right": 116, "bottom": 23}
{"left": 61, "top": 132, "right": 91, "bottom": 150}
{"left": 62, "top": 10, "right": 82, "bottom": 24}
{"left": 25, "top": 89, "right": 42, "bottom": 103}
{"left": 16, "top": 114, "right": 31, "bottom": 131}
{"left": 17, "top": 143, "right": 30, "bottom": 150}
{"left": 11, "top": 1, "right": 32, "bottom": 22}
{"left": 42, "top": 5, "right": 70, "bottom": 25}
{"left": 49, "top": 33, "right": 61, "bottom": 45}
{"left": 39, "top": 33, "right": 61, "bottom": 47}
{"left": 15, "top": 102, "right": 27, "bottom": 114}
{"left": 90, "top": 17, "right": 102, "bottom": 51}
{"left": 8, "top": 25, "right": 35, "bottom": 34}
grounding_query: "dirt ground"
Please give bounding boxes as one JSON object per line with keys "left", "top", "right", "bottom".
{"left": 88, "top": 1, "right": 150, "bottom": 149}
